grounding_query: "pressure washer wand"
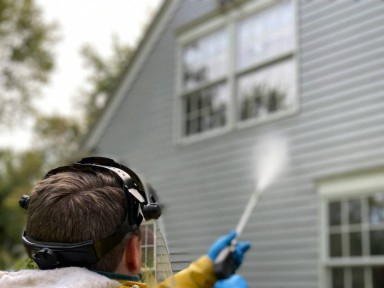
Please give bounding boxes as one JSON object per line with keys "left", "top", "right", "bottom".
{"left": 236, "top": 189, "right": 262, "bottom": 237}
{"left": 214, "top": 133, "right": 289, "bottom": 279}
{"left": 214, "top": 188, "right": 263, "bottom": 279}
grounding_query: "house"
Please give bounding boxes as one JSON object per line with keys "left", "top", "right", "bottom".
{"left": 81, "top": 0, "right": 384, "bottom": 287}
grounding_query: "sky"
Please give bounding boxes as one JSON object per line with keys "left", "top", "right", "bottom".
{"left": 0, "top": 0, "right": 163, "bottom": 150}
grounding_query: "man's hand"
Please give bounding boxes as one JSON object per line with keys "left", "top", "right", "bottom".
{"left": 207, "top": 231, "right": 251, "bottom": 269}
{"left": 214, "top": 274, "right": 248, "bottom": 288}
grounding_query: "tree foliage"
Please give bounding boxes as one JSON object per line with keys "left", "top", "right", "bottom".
{"left": 32, "top": 115, "right": 84, "bottom": 165}
{"left": 0, "top": 116, "right": 83, "bottom": 269}
{"left": 0, "top": 149, "right": 45, "bottom": 268}
{"left": 0, "top": 0, "right": 59, "bottom": 269}
{"left": 0, "top": 0, "right": 57, "bottom": 127}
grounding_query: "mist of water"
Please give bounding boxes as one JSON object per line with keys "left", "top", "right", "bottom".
{"left": 235, "top": 133, "right": 290, "bottom": 236}
{"left": 255, "top": 133, "right": 290, "bottom": 193}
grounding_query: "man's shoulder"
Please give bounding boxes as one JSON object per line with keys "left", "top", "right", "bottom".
{"left": 0, "top": 267, "right": 121, "bottom": 288}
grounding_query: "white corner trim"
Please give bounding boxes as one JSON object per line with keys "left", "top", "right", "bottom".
{"left": 83, "top": 0, "right": 181, "bottom": 151}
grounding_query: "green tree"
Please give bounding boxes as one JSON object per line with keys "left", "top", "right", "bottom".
{"left": 0, "top": 0, "right": 57, "bottom": 127}
{"left": 78, "top": 35, "right": 132, "bottom": 130}
{"left": 0, "top": 149, "right": 45, "bottom": 268}
{"left": 0, "top": 0, "right": 58, "bottom": 268}
{"left": 0, "top": 115, "right": 83, "bottom": 269}
{"left": 28, "top": 37, "right": 134, "bottom": 165}
{"left": 32, "top": 115, "right": 84, "bottom": 165}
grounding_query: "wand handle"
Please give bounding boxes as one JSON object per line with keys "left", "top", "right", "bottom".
{"left": 214, "top": 246, "right": 236, "bottom": 279}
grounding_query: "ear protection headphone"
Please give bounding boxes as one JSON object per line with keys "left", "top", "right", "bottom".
{"left": 19, "top": 156, "right": 161, "bottom": 270}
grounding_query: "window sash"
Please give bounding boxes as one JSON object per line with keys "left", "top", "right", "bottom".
{"left": 181, "top": 28, "right": 228, "bottom": 92}
{"left": 236, "top": 57, "right": 295, "bottom": 122}
{"left": 182, "top": 81, "right": 229, "bottom": 136}
{"left": 235, "top": 0, "right": 294, "bottom": 71}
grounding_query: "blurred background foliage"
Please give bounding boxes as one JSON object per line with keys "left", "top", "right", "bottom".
{"left": 0, "top": 0, "right": 57, "bottom": 128}
{"left": 0, "top": 0, "right": 132, "bottom": 269}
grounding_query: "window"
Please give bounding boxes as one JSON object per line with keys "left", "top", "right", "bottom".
{"left": 177, "top": 0, "right": 298, "bottom": 142}
{"left": 181, "top": 29, "right": 229, "bottom": 137}
{"left": 236, "top": 2, "right": 295, "bottom": 122}
{"left": 318, "top": 170, "right": 384, "bottom": 288}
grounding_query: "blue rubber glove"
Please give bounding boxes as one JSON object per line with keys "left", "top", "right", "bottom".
{"left": 207, "top": 230, "right": 251, "bottom": 269}
{"left": 214, "top": 274, "right": 248, "bottom": 288}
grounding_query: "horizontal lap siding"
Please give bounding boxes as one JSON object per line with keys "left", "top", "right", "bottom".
{"left": 297, "top": 0, "right": 384, "bottom": 178}
{"left": 94, "top": 0, "right": 384, "bottom": 287}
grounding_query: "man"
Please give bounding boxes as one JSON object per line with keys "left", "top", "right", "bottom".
{"left": 0, "top": 157, "right": 250, "bottom": 288}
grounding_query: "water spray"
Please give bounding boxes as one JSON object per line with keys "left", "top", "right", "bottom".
{"left": 214, "top": 133, "right": 290, "bottom": 278}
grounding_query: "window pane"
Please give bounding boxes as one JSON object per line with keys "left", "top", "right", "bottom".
{"left": 349, "top": 232, "right": 363, "bottom": 256}
{"left": 183, "top": 82, "right": 228, "bottom": 136}
{"left": 185, "top": 117, "right": 199, "bottom": 136}
{"left": 372, "top": 266, "right": 384, "bottom": 288}
{"left": 329, "top": 201, "right": 342, "bottom": 226}
{"left": 351, "top": 267, "right": 365, "bottom": 288}
{"left": 370, "top": 230, "right": 384, "bottom": 255}
{"left": 348, "top": 199, "right": 362, "bottom": 224}
{"left": 237, "top": 59, "right": 294, "bottom": 121}
{"left": 331, "top": 268, "right": 344, "bottom": 288}
{"left": 236, "top": 0, "right": 294, "bottom": 70}
{"left": 330, "top": 233, "right": 343, "bottom": 257}
{"left": 182, "top": 29, "right": 227, "bottom": 90}
{"left": 369, "top": 193, "right": 384, "bottom": 224}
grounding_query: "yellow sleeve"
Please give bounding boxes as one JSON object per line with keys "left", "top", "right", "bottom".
{"left": 157, "top": 255, "right": 217, "bottom": 288}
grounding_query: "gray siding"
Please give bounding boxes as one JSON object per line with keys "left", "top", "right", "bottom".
{"left": 90, "top": 1, "right": 384, "bottom": 287}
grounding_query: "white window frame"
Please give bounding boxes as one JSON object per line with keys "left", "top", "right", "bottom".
{"left": 174, "top": 0, "right": 300, "bottom": 145}
{"left": 317, "top": 168, "right": 384, "bottom": 288}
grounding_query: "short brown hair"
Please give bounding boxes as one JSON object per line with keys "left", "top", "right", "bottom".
{"left": 26, "top": 169, "right": 129, "bottom": 271}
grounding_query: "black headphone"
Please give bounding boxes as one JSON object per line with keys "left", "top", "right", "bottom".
{"left": 19, "top": 156, "right": 161, "bottom": 270}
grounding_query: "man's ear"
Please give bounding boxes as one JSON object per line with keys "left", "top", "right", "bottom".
{"left": 115, "top": 235, "right": 141, "bottom": 275}
{"left": 125, "top": 235, "right": 141, "bottom": 274}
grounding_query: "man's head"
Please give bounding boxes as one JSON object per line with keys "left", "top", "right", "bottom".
{"left": 22, "top": 157, "right": 161, "bottom": 274}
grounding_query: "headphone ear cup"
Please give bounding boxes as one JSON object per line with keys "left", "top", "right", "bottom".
{"left": 19, "top": 195, "right": 30, "bottom": 210}
{"left": 142, "top": 203, "right": 162, "bottom": 220}
{"left": 32, "top": 248, "right": 60, "bottom": 270}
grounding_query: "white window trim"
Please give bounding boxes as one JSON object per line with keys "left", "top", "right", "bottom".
{"left": 174, "top": 0, "right": 300, "bottom": 145}
{"left": 317, "top": 167, "right": 384, "bottom": 288}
